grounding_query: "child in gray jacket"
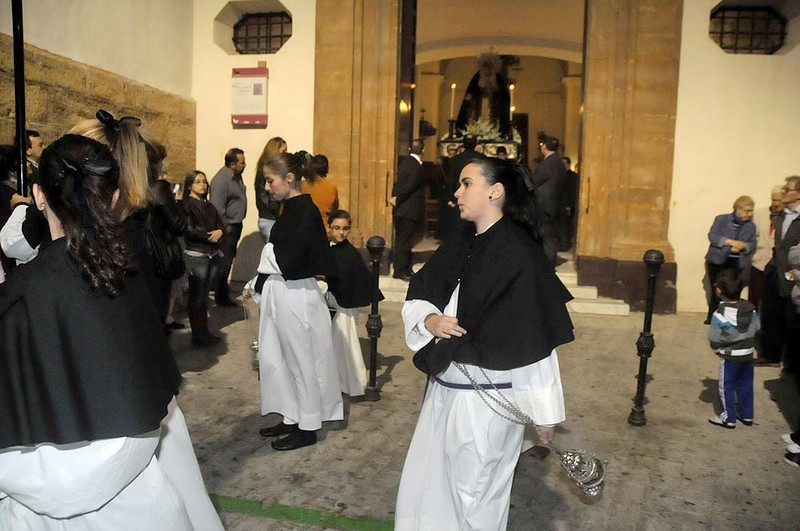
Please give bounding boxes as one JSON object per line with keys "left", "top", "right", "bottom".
{"left": 707, "top": 269, "right": 760, "bottom": 429}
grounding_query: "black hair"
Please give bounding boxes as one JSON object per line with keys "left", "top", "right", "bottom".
{"left": 225, "top": 148, "right": 244, "bottom": 168}
{"left": 410, "top": 139, "right": 425, "bottom": 155}
{"left": 0, "top": 144, "right": 18, "bottom": 183}
{"left": 544, "top": 136, "right": 560, "bottom": 152}
{"left": 145, "top": 141, "right": 167, "bottom": 183}
{"left": 183, "top": 170, "right": 207, "bottom": 201}
{"left": 467, "top": 157, "right": 541, "bottom": 241}
{"left": 263, "top": 150, "right": 315, "bottom": 189}
{"left": 25, "top": 129, "right": 41, "bottom": 150}
{"left": 311, "top": 154, "right": 329, "bottom": 178}
{"left": 715, "top": 269, "right": 744, "bottom": 300}
{"left": 562, "top": 156, "right": 572, "bottom": 166}
{"left": 328, "top": 209, "right": 352, "bottom": 226}
{"left": 38, "top": 134, "right": 132, "bottom": 297}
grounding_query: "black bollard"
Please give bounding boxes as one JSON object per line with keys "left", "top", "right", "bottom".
{"left": 365, "top": 236, "right": 386, "bottom": 402}
{"left": 628, "top": 249, "right": 665, "bottom": 426}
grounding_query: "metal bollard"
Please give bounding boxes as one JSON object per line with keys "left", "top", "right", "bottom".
{"left": 628, "top": 249, "right": 665, "bottom": 426}
{"left": 364, "top": 236, "right": 386, "bottom": 402}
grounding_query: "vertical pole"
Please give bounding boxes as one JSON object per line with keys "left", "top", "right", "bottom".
{"left": 628, "top": 249, "right": 665, "bottom": 426}
{"left": 365, "top": 236, "right": 386, "bottom": 401}
{"left": 12, "top": 0, "right": 28, "bottom": 196}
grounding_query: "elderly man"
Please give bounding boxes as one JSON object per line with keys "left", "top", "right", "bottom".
{"left": 760, "top": 176, "right": 800, "bottom": 371}
{"left": 209, "top": 148, "right": 247, "bottom": 307}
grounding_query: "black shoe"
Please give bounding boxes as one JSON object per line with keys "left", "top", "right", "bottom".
{"left": 392, "top": 272, "right": 412, "bottom": 281}
{"left": 784, "top": 452, "right": 800, "bottom": 468}
{"left": 271, "top": 429, "right": 317, "bottom": 451}
{"left": 166, "top": 321, "right": 186, "bottom": 329}
{"left": 259, "top": 422, "right": 299, "bottom": 438}
{"left": 703, "top": 318, "right": 711, "bottom": 325}
{"left": 215, "top": 298, "right": 238, "bottom": 307}
{"left": 736, "top": 415, "right": 754, "bottom": 426}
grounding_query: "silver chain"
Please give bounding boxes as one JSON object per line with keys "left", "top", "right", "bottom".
{"left": 452, "top": 362, "right": 534, "bottom": 425}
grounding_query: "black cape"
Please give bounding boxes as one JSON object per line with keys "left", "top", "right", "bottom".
{"left": 0, "top": 238, "right": 182, "bottom": 448}
{"left": 328, "top": 239, "right": 384, "bottom": 308}
{"left": 407, "top": 217, "right": 574, "bottom": 375}
{"left": 269, "top": 193, "right": 335, "bottom": 280}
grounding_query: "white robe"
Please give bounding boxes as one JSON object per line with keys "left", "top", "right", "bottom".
{"left": 157, "top": 397, "right": 224, "bottom": 531}
{"left": 395, "top": 285, "right": 565, "bottom": 531}
{"left": 0, "top": 430, "right": 192, "bottom": 530}
{"left": 326, "top": 290, "right": 367, "bottom": 397}
{"left": 246, "top": 243, "right": 343, "bottom": 431}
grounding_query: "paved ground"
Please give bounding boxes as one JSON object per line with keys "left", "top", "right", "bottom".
{"left": 169, "top": 296, "right": 800, "bottom": 530}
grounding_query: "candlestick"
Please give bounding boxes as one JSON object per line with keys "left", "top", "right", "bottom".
{"left": 450, "top": 83, "right": 457, "bottom": 119}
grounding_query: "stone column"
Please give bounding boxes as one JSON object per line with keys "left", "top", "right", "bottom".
{"left": 313, "top": 0, "right": 400, "bottom": 247}
{"left": 577, "top": 0, "right": 682, "bottom": 312}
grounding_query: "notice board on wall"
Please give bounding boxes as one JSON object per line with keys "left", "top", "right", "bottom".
{"left": 231, "top": 62, "right": 268, "bottom": 128}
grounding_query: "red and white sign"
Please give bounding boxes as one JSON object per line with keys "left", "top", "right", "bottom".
{"left": 231, "top": 64, "right": 268, "bottom": 128}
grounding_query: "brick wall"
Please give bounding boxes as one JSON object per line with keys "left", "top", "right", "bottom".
{"left": 0, "top": 34, "right": 195, "bottom": 183}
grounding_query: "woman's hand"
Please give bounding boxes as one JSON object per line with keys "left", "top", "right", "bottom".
{"left": 208, "top": 229, "right": 223, "bottom": 243}
{"left": 424, "top": 314, "right": 466, "bottom": 339}
{"left": 535, "top": 425, "right": 555, "bottom": 445}
{"left": 725, "top": 239, "right": 746, "bottom": 252}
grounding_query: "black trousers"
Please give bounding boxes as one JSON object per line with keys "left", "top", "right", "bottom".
{"left": 540, "top": 213, "right": 557, "bottom": 266}
{"left": 760, "top": 267, "right": 785, "bottom": 363}
{"left": 393, "top": 216, "right": 418, "bottom": 276}
{"left": 215, "top": 222, "right": 243, "bottom": 302}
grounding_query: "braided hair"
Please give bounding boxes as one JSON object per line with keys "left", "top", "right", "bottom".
{"left": 38, "top": 134, "right": 132, "bottom": 297}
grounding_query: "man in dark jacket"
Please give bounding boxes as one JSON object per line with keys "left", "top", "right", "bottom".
{"left": 761, "top": 175, "right": 800, "bottom": 372}
{"left": 391, "top": 140, "right": 425, "bottom": 280}
{"left": 532, "top": 136, "right": 567, "bottom": 265}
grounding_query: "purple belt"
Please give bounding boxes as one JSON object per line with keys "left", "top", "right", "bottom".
{"left": 433, "top": 376, "right": 512, "bottom": 390}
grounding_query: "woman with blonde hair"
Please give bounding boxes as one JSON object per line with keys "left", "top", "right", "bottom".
{"left": 254, "top": 136, "right": 287, "bottom": 242}
{"left": 704, "top": 195, "right": 757, "bottom": 324}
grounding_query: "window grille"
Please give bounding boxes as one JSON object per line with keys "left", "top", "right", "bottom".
{"left": 709, "top": 6, "right": 786, "bottom": 55}
{"left": 233, "top": 12, "right": 292, "bottom": 55}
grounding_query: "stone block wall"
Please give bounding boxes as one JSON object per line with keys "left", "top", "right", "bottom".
{"left": 0, "top": 34, "right": 195, "bottom": 183}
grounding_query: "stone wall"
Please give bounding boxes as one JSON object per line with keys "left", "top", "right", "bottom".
{"left": 0, "top": 34, "right": 195, "bottom": 183}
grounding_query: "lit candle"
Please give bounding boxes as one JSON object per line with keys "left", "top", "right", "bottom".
{"left": 509, "top": 83, "right": 515, "bottom": 109}
{"left": 450, "top": 83, "right": 457, "bottom": 119}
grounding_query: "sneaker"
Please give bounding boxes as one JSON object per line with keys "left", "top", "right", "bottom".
{"left": 781, "top": 433, "right": 800, "bottom": 445}
{"left": 708, "top": 415, "right": 735, "bottom": 429}
{"left": 784, "top": 452, "right": 800, "bottom": 468}
{"left": 736, "top": 415, "right": 753, "bottom": 426}
{"left": 786, "top": 442, "right": 800, "bottom": 454}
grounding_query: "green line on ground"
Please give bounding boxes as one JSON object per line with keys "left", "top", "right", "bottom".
{"left": 210, "top": 493, "right": 394, "bottom": 530}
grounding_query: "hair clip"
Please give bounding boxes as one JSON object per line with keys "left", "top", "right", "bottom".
{"left": 96, "top": 110, "right": 142, "bottom": 130}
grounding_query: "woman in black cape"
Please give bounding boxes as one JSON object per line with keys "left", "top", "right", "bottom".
{"left": 394, "top": 157, "right": 574, "bottom": 530}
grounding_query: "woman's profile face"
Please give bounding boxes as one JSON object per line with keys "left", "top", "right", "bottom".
{"left": 264, "top": 167, "right": 293, "bottom": 201}
{"left": 190, "top": 173, "right": 208, "bottom": 198}
{"left": 455, "top": 163, "right": 494, "bottom": 222}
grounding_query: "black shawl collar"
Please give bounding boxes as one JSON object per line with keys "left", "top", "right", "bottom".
{"left": 407, "top": 217, "right": 574, "bottom": 374}
{"left": 0, "top": 239, "right": 181, "bottom": 448}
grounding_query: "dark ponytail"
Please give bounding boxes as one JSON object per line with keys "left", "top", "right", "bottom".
{"left": 469, "top": 157, "right": 541, "bottom": 242}
{"left": 38, "top": 134, "right": 132, "bottom": 297}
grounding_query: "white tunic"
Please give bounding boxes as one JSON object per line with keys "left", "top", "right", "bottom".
{"left": 395, "top": 284, "right": 565, "bottom": 531}
{"left": 157, "top": 397, "right": 224, "bottom": 531}
{"left": 326, "top": 290, "right": 368, "bottom": 397}
{"left": 246, "top": 243, "right": 343, "bottom": 430}
{"left": 0, "top": 430, "right": 193, "bottom": 530}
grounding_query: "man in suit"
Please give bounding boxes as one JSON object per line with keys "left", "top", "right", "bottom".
{"left": 762, "top": 175, "right": 800, "bottom": 372}
{"left": 532, "top": 136, "right": 568, "bottom": 265}
{"left": 391, "top": 140, "right": 426, "bottom": 280}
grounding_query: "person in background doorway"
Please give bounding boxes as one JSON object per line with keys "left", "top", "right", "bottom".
{"left": 391, "top": 140, "right": 426, "bottom": 280}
